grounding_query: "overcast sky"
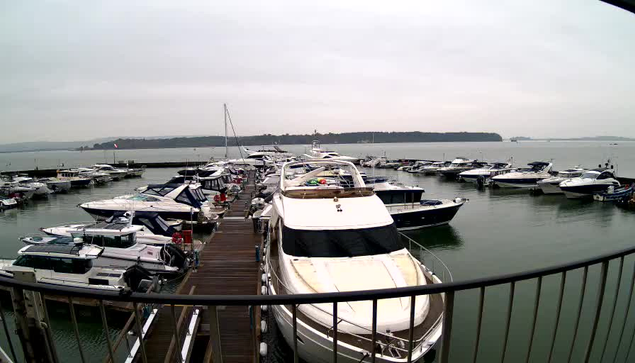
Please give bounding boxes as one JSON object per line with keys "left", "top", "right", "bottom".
{"left": 1, "top": 0, "right": 634, "bottom": 143}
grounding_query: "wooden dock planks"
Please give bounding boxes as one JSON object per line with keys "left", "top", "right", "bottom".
{"left": 144, "top": 174, "right": 261, "bottom": 363}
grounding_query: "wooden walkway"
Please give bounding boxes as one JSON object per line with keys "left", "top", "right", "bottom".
{"left": 142, "top": 176, "right": 261, "bottom": 363}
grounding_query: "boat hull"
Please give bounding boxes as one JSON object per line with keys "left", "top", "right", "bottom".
{"left": 70, "top": 179, "right": 93, "bottom": 188}
{"left": 81, "top": 206, "right": 200, "bottom": 223}
{"left": 560, "top": 184, "right": 614, "bottom": 199}
{"left": 493, "top": 178, "right": 543, "bottom": 189}
{"left": 538, "top": 181, "right": 563, "bottom": 195}
{"left": 388, "top": 201, "right": 465, "bottom": 231}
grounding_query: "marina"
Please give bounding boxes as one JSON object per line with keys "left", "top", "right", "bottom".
{"left": 0, "top": 141, "right": 635, "bottom": 362}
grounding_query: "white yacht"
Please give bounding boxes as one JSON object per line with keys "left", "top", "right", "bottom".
{"left": 38, "top": 177, "right": 72, "bottom": 193}
{"left": 419, "top": 161, "right": 451, "bottom": 175}
{"left": 92, "top": 164, "right": 128, "bottom": 181}
{"left": 303, "top": 140, "right": 360, "bottom": 164}
{"left": 41, "top": 212, "right": 180, "bottom": 246}
{"left": 0, "top": 179, "right": 36, "bottom": 200}
{"left": 12, "top": 176, "right": 52, "bottom": 197}
{"left": 77, "top": 167, "right": 113, "bottom": 185}
{"left": 559, "top": 169, "right": 621, "bottom": 199}
{"left": 22, "top": 225, "right": 187, "bottom": 275}
{"left": 0, "top": 244, "right": 155, "bottom": 292}
{"left": 537, "top": 167, "right": 585, "bottom": 195}
{"left": 458, "top": 162, "right": 513, "bottom": 183}
{"left": 265, "top": 160, "right": 446, "bottom": 363}
{"left": 79, "top": 184, "right": 218, "bottom": 227}
{"left": 491, "top": 162, "right": 553, "bottom": 188}
{"left": 437, "top": 158, "right": 486, "bottom": 179}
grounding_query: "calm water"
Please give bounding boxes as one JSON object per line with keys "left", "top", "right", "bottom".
{"left": 1, "top": 141, "right": 635, "bottom": 362}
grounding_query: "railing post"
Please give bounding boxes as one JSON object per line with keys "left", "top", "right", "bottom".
{"left": 567, "top": 266, "right": 589, "bottom": 363}
{"left": 612, "top": 261, "right": 635, "bottom": 363}
{"left": 332, "top": 302, "right": 338, "bottom": 363}
{"left": 407, "top": 295, "right": 416, "bottom": 363}
{"left": 67, "top": 297, "right": 86, "bottom": 363}
{"left": 582, "top": 261, "right": 609, "bottom": 362}
{"left": 547, "top": 272, "right": 567, "bottom": 363}
{"left": 599, "top": 257, "right": 624, "bottom": 362}
{"left": 292, "top": 304, "right": 299, "bottom": 363}
{"left": 132, "top": 302, "right": 148, "bottom": 363}
{"left": 525, "top": 276, "right": 543, "bottom": 363}
{"left": 99, "top": 300, "right": 116, "bottom": 363}
{"left": 440, "top": 291, "right": 455, "bottom": 363}
{"left": 500, "top": 282, "right": 516, "bottom": 363}
{"left": 171, "top": 304, "right": 184, "bottom": 363}
{"left": 208, "top": 305, "right": 223, "bottom": 363}
{"left": 371, "top": 299, "right": 378, "bottom": 363}
{"left": 472, "top": 287, "right": 485, "bottom": 363}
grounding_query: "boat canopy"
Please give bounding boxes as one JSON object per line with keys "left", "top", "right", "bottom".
{"left": 107, "top": 211, "right": 179, "bottom": 236}
{"left": 282, "top": 224, "right": 403, "bottom": 258}
{"left": 142, "top": 184, "right": 205, "bottom": 208}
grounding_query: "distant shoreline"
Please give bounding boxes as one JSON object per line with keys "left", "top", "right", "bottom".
{"left": 85, "top": 132, "right": 502, "bottom": 151}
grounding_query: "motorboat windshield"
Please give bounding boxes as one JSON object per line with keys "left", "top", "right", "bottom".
{"left": 282, "top": 224, "right": 403, "bottom": 258}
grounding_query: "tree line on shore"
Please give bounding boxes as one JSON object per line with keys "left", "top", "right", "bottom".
{"left": 86, "top": 131, "right": 502, "bottom": 150}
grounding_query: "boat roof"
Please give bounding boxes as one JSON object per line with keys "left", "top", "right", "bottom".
{"left": 19, "top": 244, "right": 103, "bottom": 259}
{"left": 528, "top": 161, "right": 551, "bottom": 166}
{"left": 80, "top": 220, "right": 143, "bottom": 234}
{"left": 277, "top": 194, "right": 393, "bottom": 230}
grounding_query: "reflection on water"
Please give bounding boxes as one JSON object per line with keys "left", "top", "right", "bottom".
{"left": 404, "top": 225, "right": 464, "bottom": 250}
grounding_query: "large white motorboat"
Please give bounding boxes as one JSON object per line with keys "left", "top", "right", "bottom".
{"left": 265, "top": 160, "right": 446, "bottom": 363}
{"left": 92, "top": 164, "right": 129, "bottom": 181}
{"left": 12, "top": 176, "right": 51, "bottom": 197}
{"left": 559, "top": 169, "right": 621, "bottom": 199}
{"left": 0, "top": 179, "right": 36, "bottom": 200}
{"left": 303, "top": 140, "right": 360, "bottom": 164}
{"left": 437, "top": 158, "right": 488, "bottom": 179}
{"left": 0, "top": 244, "right": 155, "bottom": 292}
{"left": 22, "top": 223, "right": 187, "bottom": 274}
{"left": 41, "top": 211, "right": 181, "bottom": 246}
{"left": 491, "top": 161, "right": 553, "bottom": 188}
{"left": 79, "top": 184, "right": 218, "bottom": 227}
{"left": 458, "top": 162, "right": 514, "bottom": 183}
{"left": 537, "top": 167, "right": 585, "bottom": 195}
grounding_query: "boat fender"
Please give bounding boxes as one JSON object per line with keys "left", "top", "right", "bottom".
{"left": 261, "top": 305, "right": 268, "bottom": 312}
{"left": 261, "top": 320, "right": 267, "bottom": 333}
{"left": 259, "top": 342, "right": 268, "bottom": 356}
{"left": 261, "top": 286, "right": 267, "bottom": 295}
{"left": 261, "top": 273, "right": 267, "bottom": 283}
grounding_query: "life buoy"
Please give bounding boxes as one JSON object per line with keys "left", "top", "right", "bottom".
{"left": 171, "top": 232, "right": 183, "bottom": 244}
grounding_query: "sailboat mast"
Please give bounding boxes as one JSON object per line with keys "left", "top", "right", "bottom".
{"left": 224, "top": 103, "right": 228, "bottom": 159}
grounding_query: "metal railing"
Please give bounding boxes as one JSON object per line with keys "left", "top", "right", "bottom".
{"left": 0, "top": 244, "right": 635, "bottom": 362}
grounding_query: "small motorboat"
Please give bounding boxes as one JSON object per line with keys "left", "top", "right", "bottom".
{"left": 39, "top": 177, "right": 72, "bottom": 194}
{"left": 92, "top": 164, "right": 129, "bottom": 181}
{"left": 77, "top": 168, "right": 113, "bottom": 185}
{"left": 58, "top": 169, "right": 94, "bottom": 187}
{"left": 370, "top": 180, "right": 467, "bottom": 230}
{"left": 458, "top": 162, "right": 513, "bottom": 184}
{"left": 593, "top": 184, "right": 635, "bottom": 202}
{"left": 1, "top": 197, "right": 18, "bottom": 210}
{"left": 420, "top": 161, "right": 451, "bottom": 175}
{"left": 437, "top": 158, "right": 484, "bottom": 179}
{"left": 491, "top": 162, "right": 553, "bottom": 188}
{"left": 22, "top": 226, "right": 189, "bottom": 275}
{"left": 12, "top": 176, "right": 51, "bottom": 198}
{"left": 0, "top": 244, "right": 156, "bottom": 292}
{"left": 537, "top": 167, "right": 585, "bottom": 195}
{"left": 559, "top": 169, "right": 621, "bottom": 199}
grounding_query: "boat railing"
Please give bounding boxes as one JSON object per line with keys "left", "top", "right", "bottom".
{"left": 266, "top": 251, "right": 442, "bottom": 357}
{"left": 1, "top": 243, "right": 635, "bottom": 362}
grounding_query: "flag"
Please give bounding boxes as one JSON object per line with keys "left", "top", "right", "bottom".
{"left": 114, "top": 143, "right": 118, "bottom": 149}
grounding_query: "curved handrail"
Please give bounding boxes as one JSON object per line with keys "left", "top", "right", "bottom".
{"left": 0, "top": 244, "right": 634, "bottom": 305}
